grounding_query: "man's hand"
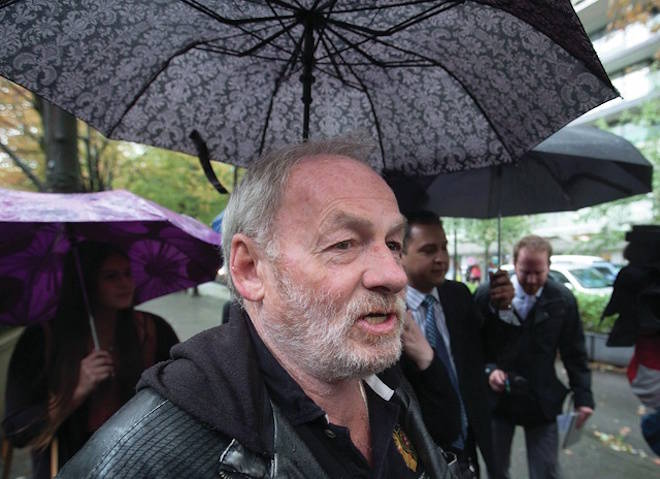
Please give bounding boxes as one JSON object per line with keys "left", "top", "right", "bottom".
{"left": 489, "top": 270, "right": 514, "bottom": 310}
{"left": 575, "top": 406, "right": 593, "bottom": 429}
{"left": 401, "top": 311, "right": 434, "bottom": 371}
{"left": 488, "top": 368, "right": 508, "bottom": 393}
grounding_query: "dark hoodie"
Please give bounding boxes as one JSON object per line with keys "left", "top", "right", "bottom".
{"left": 138, "top": 313, "right": 275, "bottom": 455}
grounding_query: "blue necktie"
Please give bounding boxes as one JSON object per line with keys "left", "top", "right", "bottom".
{"left": 422, "top": 295, "right": 468, "bottom": 450}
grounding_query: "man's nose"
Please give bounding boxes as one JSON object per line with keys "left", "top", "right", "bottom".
{"left": 362, "top": 244, "right": 408, "bottom": 294}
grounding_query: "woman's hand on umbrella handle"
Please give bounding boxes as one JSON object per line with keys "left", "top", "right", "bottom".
{"left": 73, "top": 350, "right": 115, "bottom": 403}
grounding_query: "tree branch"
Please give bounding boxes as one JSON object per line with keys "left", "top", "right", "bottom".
{"left": 0, "top": 142, "right": 45, "bottom": 191}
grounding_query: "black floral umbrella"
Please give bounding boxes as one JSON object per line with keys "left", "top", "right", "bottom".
{"left": 0, "top": 0, "right": 616, "bottom": 190}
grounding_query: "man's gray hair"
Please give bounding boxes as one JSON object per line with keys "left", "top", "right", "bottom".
{"left": 221, "top": 135, "right": 377, "bottom": 301}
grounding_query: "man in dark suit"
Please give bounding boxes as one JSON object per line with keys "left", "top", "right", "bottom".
{"left": 400, "top": 211, "right": 513, "bottom": 478}
{"left": 475, "top": 235, "right": 594, "bottom": 479}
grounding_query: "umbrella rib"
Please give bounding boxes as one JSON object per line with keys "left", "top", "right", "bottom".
{"left": 178, "top": 0, "right": 297, "bottom": 26}
{"left": 234, "top": 20, "right": 299, "bottom": 57}
{"left": 323, "top": 38, "right": 387, "bottom": 169}
{"left": 326, "top": 1, "right": 461, "bottom": 37}
{"left": 263, "top": 0, "right": 304, "bottom": 51}
{"left": 257, "top": 30, "right": 307, "bottom": 154}
{"left": 332, "top": 28, "right": 516, "bottom": 163}
{"left": 318, "top": 34, "right": 352, "bottom": 85}
{"left": 314, "top": 2, "right": 457, "bottom": 66}
{"left": 565, "top": 173, "right": 634, "bottom": 196}
{"left": 108, "top": 40, "right": 213, "bottom": 136}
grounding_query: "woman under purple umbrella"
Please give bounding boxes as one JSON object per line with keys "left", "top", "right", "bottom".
{"left": 2, "top": 242, "right": 179, "bottom": 479}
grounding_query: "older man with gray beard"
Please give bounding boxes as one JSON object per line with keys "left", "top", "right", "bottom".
{"left": 58, "top": 137, "right": 458, "bottom": 479}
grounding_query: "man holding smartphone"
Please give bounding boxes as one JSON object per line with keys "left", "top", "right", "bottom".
{"left": 400, "top": 211, "right": 513, "bottom": 478}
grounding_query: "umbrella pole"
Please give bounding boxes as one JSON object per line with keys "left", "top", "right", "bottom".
{"left": 300, "top": 21, "right": 315, "bottom": 140}
{"left": 497, "top": 213, "right": 502, "bottom": 269}
{"left": 71, "top": 245, "right": 101, "bottom": 350}
{"left": 495, "top": 165, "right": 503, "bottom": 269}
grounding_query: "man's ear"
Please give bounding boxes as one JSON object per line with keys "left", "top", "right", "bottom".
{"left": 230, "top": 233, "right": 266, "bottom": 302}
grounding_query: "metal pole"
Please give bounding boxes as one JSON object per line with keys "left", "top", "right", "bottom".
{"left": 71, "top": 244, "right": 100, "bottom": 350}
{"left": 496, "top": 165, "right": 503, "bottom": 268}
{"left": 300, "top": 19, "right": 315, "bottom": 140}
{"left": 497, "top": 213, "right": 502, "bottom": 269}
{"left": 454, "top": 223, "right": 458, "bottom": 280}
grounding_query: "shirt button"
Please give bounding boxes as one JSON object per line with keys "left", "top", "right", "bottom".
{"left": 324, "top": 429, "right": 336, "bottom": 439}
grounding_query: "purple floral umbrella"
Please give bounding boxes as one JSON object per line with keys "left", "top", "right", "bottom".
{"left": 0, "top": 188, "right": 221, "bottom": 340}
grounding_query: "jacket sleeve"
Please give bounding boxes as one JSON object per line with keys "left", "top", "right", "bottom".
{"left": 399, "top": 353, "right": 461, "bottom": 448}
{"left": 558, "top": 293, "right": 595, "bottom": 409}
{"left": 473, "top": 284, "right": 500, "bottom": 368}
{"left": 2, "top": 326, "right": 49, "bottom": 447}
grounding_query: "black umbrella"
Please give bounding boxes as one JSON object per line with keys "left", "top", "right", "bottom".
{"left": 0, "top": 0, "right": 616, "bottom": 190}
{"left": 388, "top": 125, "right": 653, "bottom": 261}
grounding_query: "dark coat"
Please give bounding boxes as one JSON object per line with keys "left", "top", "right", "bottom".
{"left": 402, "top": 280, "right": 495, "bottom": 470}
{"left": 59, "top": 313, "right": 458, "bottom": 478}
{"left": 475, "top": 278, "right": 594, "bottom": 425}
{"left": 2, "top": 312, "right": 178, "bottom": 479}
{"left": 439, "top": 280, "right": 495, "bottom": 467}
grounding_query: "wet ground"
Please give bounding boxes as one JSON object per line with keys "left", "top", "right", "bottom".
{"left": 2, "top": 282, "right": 658, "bottom": 478}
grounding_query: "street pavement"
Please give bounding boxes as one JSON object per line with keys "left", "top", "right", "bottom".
{"left": 2, "top": 282, "right": 659, "bottom": 478}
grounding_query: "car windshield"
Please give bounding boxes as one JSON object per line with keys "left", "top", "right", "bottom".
{"left": 567, "top": 267, "right": 611, "bottom": 289}
{"left": 593, "top": 265, "right": 617, "bottom": 284}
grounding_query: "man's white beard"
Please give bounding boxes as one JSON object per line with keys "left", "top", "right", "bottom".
{"left": 262, "top": 271, "right": 406, "bottom": 382}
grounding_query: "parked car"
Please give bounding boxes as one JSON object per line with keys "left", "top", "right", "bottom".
{"left": 550, "top": 255, "right": 620, "bottom": 285}
{"left": 500, "top": 262, "right": 612, "bottom": 296}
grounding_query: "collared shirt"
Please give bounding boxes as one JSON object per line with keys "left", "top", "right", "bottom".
{"left": 247, "top": 320, "right": 424, "bottom": 478}
{"left": 511, "top": 274, "right": 544, "bottom": 321}
{"left": 406, "top": 285, "right": 458, "bottom": 376}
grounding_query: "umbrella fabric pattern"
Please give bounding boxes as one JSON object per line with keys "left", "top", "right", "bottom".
{"left": 0, "top": 188, "right": 221, "bottom": 326}
{"left": 0, "top": 1, "right": 616, "bottom": 175}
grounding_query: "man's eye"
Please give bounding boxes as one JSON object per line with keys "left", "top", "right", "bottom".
{"left": 387, "top": 241, "right": 402, "bottom": 253}
{"left": 333, "top": 240, "right": 352, "bottom": 250}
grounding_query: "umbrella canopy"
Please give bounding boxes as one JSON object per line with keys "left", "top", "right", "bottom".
{"left": 387, "top": 125, "right": 653, "bottom": 264}
{"left": 0, "top": 188, "right": 221, "bottom": 326}
{"left": 0, "top": 1, "right": 616, "bottom": 176}
{"left": 388, "top": 125, "right": 653, "bottom": 218}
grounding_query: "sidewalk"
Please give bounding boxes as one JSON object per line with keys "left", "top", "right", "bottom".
{"left": 492, "top": 363, "right": 659, "bottom": 478}
{"left": 136, "top": 281, "right": 231, "bottom": 341}
{"left": 2, "top": 283, "right": 659, "bottom": 478}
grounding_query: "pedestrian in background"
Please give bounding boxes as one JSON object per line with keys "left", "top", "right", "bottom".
{"left": 603, "top": 225, "right": 660, "bottom": 457}
{"left": 3, "top": 242, "right": 178, "bottom": 479}
{"left": 475, "top": 235, "right": 594, "bottom": 479}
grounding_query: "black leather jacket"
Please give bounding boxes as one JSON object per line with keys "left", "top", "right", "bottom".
{"left": 58, "top": 386, "right": 456, "bottom": 478}
{"left": 58, "top": 314, "right": 458, "bottom": 478}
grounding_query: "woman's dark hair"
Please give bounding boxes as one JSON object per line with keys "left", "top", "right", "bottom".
{"left": 35, "top": 241, "right": 143, "bottom": 448}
